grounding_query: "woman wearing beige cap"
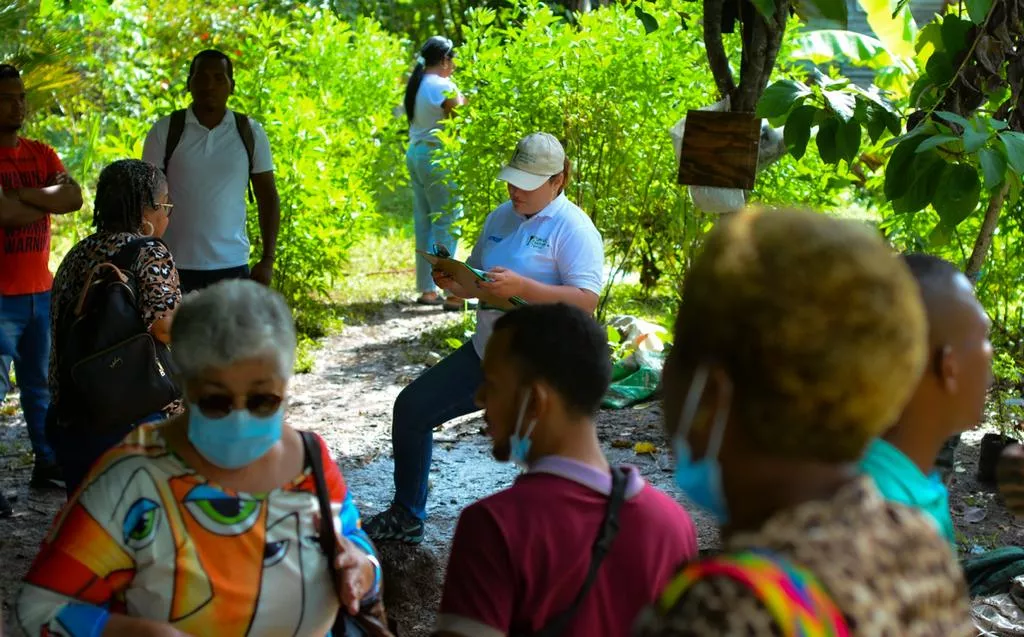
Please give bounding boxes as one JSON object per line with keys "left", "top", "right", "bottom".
{"left": 365, "top": 132, "right": 605, "bottom": 544}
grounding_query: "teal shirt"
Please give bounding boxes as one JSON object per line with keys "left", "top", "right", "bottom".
{"left": 859, "top": 438, "right": 956, "bottom": 545}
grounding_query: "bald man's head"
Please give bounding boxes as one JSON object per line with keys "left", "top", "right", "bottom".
{"left": 899, "top": 253, "right": 992, "bottom": 438}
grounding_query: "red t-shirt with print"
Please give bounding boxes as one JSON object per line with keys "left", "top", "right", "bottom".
{"left": 0, "top": 137, "right": 65, "bottom": 296}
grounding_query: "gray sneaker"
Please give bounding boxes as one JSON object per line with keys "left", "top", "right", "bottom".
{"left": 364, "top": 505, "right": 424, "bottom": 545}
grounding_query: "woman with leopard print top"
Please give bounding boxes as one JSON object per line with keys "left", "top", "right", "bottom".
{"left": 45, "top": 159, "right": 182, "bottom": 495}
{"left": 634, "top": 208, "right": 974, "bottom": 637}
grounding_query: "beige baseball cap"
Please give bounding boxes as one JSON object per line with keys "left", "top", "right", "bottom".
{"left": 497, "top": 132, "right": 566, "bottom": 191}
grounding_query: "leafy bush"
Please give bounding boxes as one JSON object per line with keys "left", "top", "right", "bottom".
{"left": 436, "top": 1, "right": 719, "bottom": 298}
{"left": 27, "top": 0, "right": 409, "bottom": 311}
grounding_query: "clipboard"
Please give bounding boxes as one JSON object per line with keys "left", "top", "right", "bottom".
{"left": 417, "top": 250, "right": 527, "bottom": 311}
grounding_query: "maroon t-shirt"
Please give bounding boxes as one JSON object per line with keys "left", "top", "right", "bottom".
{"left": 437, "top": 458, "right": 698, "bottom": 637}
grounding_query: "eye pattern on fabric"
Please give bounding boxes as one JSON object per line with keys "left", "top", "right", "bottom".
{"left": 122, "top": 498, "right": 162, "bottom": 550}
{"left": 263, "top": 539, "right": 290, "bottom": 567}
{"left": 183, "top": 484, "right": 262, "bottom": 536}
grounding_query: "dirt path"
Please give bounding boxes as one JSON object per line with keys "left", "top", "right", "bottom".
{"left": 0, "top": 302, "right": 1018, "bottom": 635}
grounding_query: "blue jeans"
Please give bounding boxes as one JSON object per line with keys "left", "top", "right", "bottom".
{"left": 393, "top": 343, "right": 482, "bottom": 519}
{"left": 177, "top": 265, "right": 250, "bottom": 294}
{"left": 406, "top": 142, "right": 460, "bottom": 293}
{"left": 0, "top": 291, "right": 54, "bottom": 464}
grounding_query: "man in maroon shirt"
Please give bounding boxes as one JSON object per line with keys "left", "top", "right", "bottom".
{"left": 0, "top": 64, "right": 83, "bottom": 508}
{"left": 435, "top": 304, "right": 698, "bottom": 637}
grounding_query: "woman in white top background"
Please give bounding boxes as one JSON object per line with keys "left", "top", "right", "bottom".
{"left": 405, "top": 36, "right": 467, "bottom": 310}
{"left": 364, "top": 132, "right": 605, "bottom": 544}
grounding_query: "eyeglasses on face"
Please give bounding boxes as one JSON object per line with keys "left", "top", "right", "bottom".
{"left": 155, "top": 202, "right": 174, "bottom": 217}
{"left": 194, "top": 393, "right": 283, "bottom": 419}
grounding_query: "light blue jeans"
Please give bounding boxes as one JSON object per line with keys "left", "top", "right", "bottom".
{"left": 406, "top": 141, "right": 461, "bottom": 293}
{"left": 0, "top": 291, "right": 54, "bottom": 464}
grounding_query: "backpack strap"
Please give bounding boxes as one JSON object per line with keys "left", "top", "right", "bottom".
{"left": 72, "top": 238, "right": 160, "bottom": 318}
{"left": 233, "top": 111, "right": 256, "bottom": 204}
{"left": 657, "top": 550, "right": 850, "bottom": 637}
{"left": 163, "top": 109, "right": 188, "bottom": 175}
{"left": 521, "top": 466, "right": 628, "bottom": 637}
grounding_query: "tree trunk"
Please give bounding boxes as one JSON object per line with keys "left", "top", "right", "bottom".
{"left": 703, "top": 0, "right": 737, "bottom": 100}
{"left": 966, "top": 182, "right": 1010, "bottom": 283}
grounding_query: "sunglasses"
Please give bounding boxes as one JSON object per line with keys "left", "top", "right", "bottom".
{"left": 194, "top": 393, "right": 284, "bottom": 419}
{"left": 155, "top": 202, "right": 174, "bottom": 218}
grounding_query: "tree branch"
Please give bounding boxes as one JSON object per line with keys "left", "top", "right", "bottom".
{"left": 966, "top": 182, "right": 1010, "bottom": 283}
{"left": 703, "top": 0, "right": 737, "bottom": 100}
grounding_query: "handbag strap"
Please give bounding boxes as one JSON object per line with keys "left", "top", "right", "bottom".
{"left": 301, "top": 430, "right": 342, "bottom": 589}
{"left": 528, "top": 465, "right": 629, "bottom": 637}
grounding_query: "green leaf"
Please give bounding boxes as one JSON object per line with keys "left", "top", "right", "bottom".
{"left": 892, "top": 151, "right": 945, "bottom": 213}
{"left": 885, "top": 136, "right": 926, "bottom": 200}
{"left": 915, "top": 134, "right": 958, "bottom": 153}
{"left": 979, "top": 148, "right": 1007, "bottom": 189}
{"left": 445, "top": 337, "right": 463, "bottom": 350}
{"left": 750, "top": 0, "right": 777, "bottom": 19}
{"left": 857, "top": 0, "right": 917, "bottom": 61}
{"left": 940, "top": 16, "right": 973, "bottom": 55}
{"left": 634, "top": 6, "right": 659, "bottom": 34}
{"left": 965, "top": 0, "right": 993, "bottom": 24}
{"left": 962, "top": 118, "right": 993, "bottom": 153}
{"left": 934, "top": 111, "right": 970, "bottom": 128}
{"left": 933, "top": 163, "right": 981, "bottom": 225}
{"left": 788, "top": 30, "right": 903, "bottom": 69}
{"left": 999, "top": 131, "right": 1024, "bottom": 174}
{"left": 606, "top": 325, "right": 622, "bottom": 345}
{"left": 836, "top": 119, "right": 862, "bottom": 164}
{"left": 757, "top": 80, "right": 811, "bottom": 118}
{"left": 784, "top": 105, "right": 816, "bottom": 159}
{"left": 927, "top": 221, "right": 956, "bottom": 247}
{"left": 817, "top": 118, "right": 840, "bottom": 164}
{"left": 915, "top": 21, "right": 943, "bottom": 55}
{"left": 823, "top": 89, "right": 856, "bottom": 122}
{"left": 806, "top": 0, "right": 849, "bottom": 26}
{"left": 866, "top": 108, "right": 887, "bottom": 143}
{"left": 925, "top": 52, "right": 955, "bottom": 85}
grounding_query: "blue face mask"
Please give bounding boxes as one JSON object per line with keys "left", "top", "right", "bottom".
{"left": 188, "top": 403, "right": 285, "bottom": 469}
{"left": 510, "top": 389, "right": 537, "bottom": 469}
{"left": 673, "top": 365, "right": 731, "bottom": 524}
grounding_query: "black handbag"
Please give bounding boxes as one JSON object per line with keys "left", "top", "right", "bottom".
{"left": 59, "top": 238, "right": 179, "bottom": 431}
{"left": 301, "top": 431, "right": 398, "bottom": 637}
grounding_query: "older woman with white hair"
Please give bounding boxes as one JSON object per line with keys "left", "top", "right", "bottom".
{"left": 17, "top": 280, "right": 382, "bottom": 637}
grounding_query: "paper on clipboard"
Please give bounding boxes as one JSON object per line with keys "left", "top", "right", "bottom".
{"left": 417, "top": 250, "right": 527, "bottom": 311}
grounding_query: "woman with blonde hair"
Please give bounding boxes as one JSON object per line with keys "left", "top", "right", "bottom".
{"left": 635, "top": 208, "right": 973, "bottom": 636}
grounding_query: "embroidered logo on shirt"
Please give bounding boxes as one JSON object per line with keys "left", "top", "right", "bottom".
{"left": 526, "top": 235, "right": 549, "bottom": 249}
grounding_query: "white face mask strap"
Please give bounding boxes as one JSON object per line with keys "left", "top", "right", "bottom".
{"left": 516, "top": 388, "right": 533, "bottom": 438}
{"left": 676, "top": 365, "right": 710, "bottom": 441}
{"left": 705, "top": 377, "right": 732, "bottom": 459}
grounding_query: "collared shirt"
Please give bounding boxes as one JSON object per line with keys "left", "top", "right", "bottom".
{"left": 859, "top": 437, "right": 956, "bottom": 544}
{"left": 633, "top": 476, "right": 974, "bottom": 637}
{"left": 437, "top": 456, "right": 698, "bottom": 637}
{"left": 408, "top": 74, "right": 460, "bottom": 145}
{"left": 467, "top": 194, "right": 604, "bottom": 357}
{"left": 142, "top": 108, "right": 273, "bottom": 271}
{"left": 0, "top": 137, "right": 65, "bottom": 295}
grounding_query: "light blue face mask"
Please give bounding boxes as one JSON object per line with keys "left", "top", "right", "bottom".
{"left": 188, "top": 403, "right": 285, "bottom": 470}
{"left": 673, "top": 365, "right": 731, "bottom": 524}
{"left": 510, "top": 389, "right": 537, "bottom": 469}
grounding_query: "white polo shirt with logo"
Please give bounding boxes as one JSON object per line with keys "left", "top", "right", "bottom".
{"left": 142, "top": 108, "right": 274, "bottom": 271}
{"left": 467, "top": 194, "right": 604, "bottom": 357}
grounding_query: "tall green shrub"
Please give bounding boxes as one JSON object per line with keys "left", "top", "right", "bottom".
{"left": 28, "top": 1, "right": 408, "bottom": 310}
{"left": 437, "top": 1, "right": 718, "bottom": 297}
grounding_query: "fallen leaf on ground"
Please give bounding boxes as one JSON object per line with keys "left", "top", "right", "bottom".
{"left": 611, "top": 439, "right": 631, "bottom": 449}
{"left": 634, "top": 442, "right": 657, "bottom": 455}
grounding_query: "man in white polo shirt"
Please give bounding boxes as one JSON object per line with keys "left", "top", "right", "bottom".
{"left": 143, "top": 49, "right": 280, "bottom": 293}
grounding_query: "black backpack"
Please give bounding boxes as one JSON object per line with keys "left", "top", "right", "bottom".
{"left": 57, "top": 238, "right": 180, "bottom": 432}
{"left": 162, "top": 108, "right": 256, "bottom": 203}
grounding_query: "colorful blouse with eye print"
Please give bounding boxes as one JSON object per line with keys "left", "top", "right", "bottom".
{"left": 16, "top": 424, "right": 380, "bottom": 637}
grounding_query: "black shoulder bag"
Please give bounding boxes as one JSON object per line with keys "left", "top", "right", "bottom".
{"left": 511, "top": 465, "right": 629, "bottom": 637}
{"left": 300, "top": 431, "right": 398, "bottom": 637}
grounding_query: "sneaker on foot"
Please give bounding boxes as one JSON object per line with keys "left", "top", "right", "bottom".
{"left": 363, "top": 505, "right": 424, "bottom": 545}
{"left": 30, "top": 462, "right": 65, "bottom": 490}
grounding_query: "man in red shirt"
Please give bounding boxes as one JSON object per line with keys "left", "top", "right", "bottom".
{"left": 0, "top": 64, "right": 83, "bottom": 500}
{"left": 435, "top": 304, "right": 698, "bottom": 637}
